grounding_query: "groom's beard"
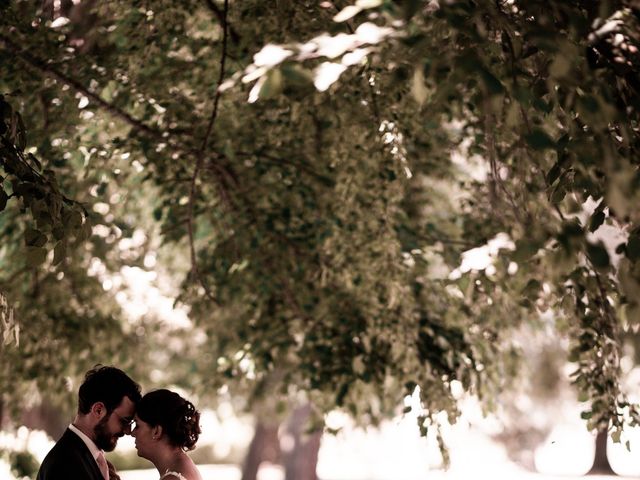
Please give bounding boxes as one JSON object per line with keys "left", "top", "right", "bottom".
{"left": 94, "top": 415, "right": 120, "bottom": 452}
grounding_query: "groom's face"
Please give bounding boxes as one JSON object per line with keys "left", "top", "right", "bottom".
{"left": 94, "top": 396, "right": 136, "bottom": 451}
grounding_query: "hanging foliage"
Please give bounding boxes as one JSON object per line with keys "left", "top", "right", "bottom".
{"left": 1, "top": 0, "right": 640, "bottom": 443}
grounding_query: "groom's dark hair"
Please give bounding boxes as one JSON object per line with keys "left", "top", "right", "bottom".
{"left": 78, "top": 365, "right": 141, "bottom": 414}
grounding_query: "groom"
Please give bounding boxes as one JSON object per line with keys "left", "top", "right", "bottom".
{"left": 37, "top": 365, "right": 141, "bottom": 480}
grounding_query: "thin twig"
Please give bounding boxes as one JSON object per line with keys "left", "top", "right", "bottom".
{"left": 236, "top": 150, "right": 334, "bottom": 186}
{"left": 187, "top": 0, "right": 230, "bottom": 303}
{"left": 484, "top": 104, "right": 525, "bottom": 225}
{"left": 203, "top": 0, "right": 240, "bottom": 44}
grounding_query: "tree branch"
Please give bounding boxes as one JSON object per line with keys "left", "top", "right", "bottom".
{"left": 0, "top": 33, "right": 166, "bottom": 143}
{"left": 1, "top": 28, "right": 233, "bottom": 303}
{"left": 203, "top": 0, "right": 240, "bottom": 44}
{"left": 0, "top": 31, "right": 238, "bottom": 184}
{"left": 187, "top": 0, "right": 230, "bottom": 304}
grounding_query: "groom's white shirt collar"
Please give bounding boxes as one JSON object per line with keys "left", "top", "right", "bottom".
{"left": 69, "top": 423, "right": 103, "bottom": 462}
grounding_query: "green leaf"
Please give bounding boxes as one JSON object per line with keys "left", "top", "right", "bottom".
{"left": 550, "top": 185, "right": 566, "bottom": 204}
{"left": 588, "top": 211, "right": 605, "bottom": 233}
{"left": 522, "top": 279, "right": 541, "bottom": 300}
{"left": 411, "top": 68, "right": 428, "bottom": 105}
{"left": 36, "top": 210, "right": 53, "bottom": 228}
{"left": 525, "top": 129, "right": 555, "bottom": 150}
{"left": 0, "top": 95, "right": 11, "bottom": 130}
{"left": 579, "top": 95, "right": 599, "bottom": 113}
{"left": 513, "top": 85, "right": 532, "bottom": 105}
{"left": 25, "top": 246, "right": 47, "bottom": 267}
{"left": 505, "top": 102, "right": 520, "bottom": 127}
{"left": 13, "top": 111, "right": 26, "bottom": 150}
{"left": 627, "top": 234, "right": 640, "bottom": 262}
{"left": 75, "top": 220, "right": 92, "bottom": 243}
{"left": 401, "top": 0, "right": 421, "bottom": 21}
{"left": 258, "top": 69, "right": 283, "bottom": 100}
{"left": 532, "top": 98, "right": 553, "bottom": 113}
{"left": 281, "top": 64, "right": 314, "bottom": 88}
{"left": 586, "top": 243, "right": 610, "bottom": 269}
{"left": 356, "top": 0, "right": 382, "bottom": 7}
{"left": 577, "top": 391, "right": 589, "bottom": 403}
{"left": 480, "top": 69, "right": 505, "bottom": 95}
{"left": 52, "top": 224, "right": 65, "bottom": 240}
{"left": 24, "top": 228, "right": 47, "bottom": 247}
{"left": 0, "top": 186, "right": 8, "bottom": 211}
{"left": 512, "top": 239, "right": 539, "bottom": 262}
{"left": 333, "top": 5, "right": 362, "bottom": 22}
{"left": 549, "top": 56, "right": 571, "bottom": 78}
{"left": 611, "top": 429, "right": 622, "bottom": 443}
{"left": 63, "top": 209, "right": 83, "bottom": 229}
{"left": 27, "top": 153, "right": 42, "bottom": 171}
{"left": 546, "top": 162, "right": 562, "bottom": 185}
{"left": 53, "top": 241, "right": 66, "bottom": 266}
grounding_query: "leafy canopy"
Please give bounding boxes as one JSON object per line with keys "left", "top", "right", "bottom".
{"left": 1, "top": 0, "right": 640, "bottom": 444}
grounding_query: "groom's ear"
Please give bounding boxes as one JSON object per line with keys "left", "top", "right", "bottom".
{"left": 90, "top": 401, "right": 108, "bottom": 420}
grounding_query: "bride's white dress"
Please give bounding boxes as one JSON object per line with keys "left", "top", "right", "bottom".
{"left": 160, "top": 471, "right": 187, "bottom": 480}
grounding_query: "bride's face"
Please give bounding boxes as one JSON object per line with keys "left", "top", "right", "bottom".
{"left": 131, "top": 415, "right": 154, "bottom": 460}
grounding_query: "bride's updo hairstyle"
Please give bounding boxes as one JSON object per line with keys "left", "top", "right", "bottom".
{"left": 137, "top": 389, "right": 201, "bottom": 451}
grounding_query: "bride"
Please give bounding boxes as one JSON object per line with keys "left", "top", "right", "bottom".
{"left": 132, "top": 389, "right": 203, "bottom": 480}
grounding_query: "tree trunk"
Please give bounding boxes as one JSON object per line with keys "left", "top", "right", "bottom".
{"left": 241, "top": 422, "right": 281, "bottom": 480}
{"left": 283, "top": 404, "right": 322, "bottom": 480}
{"left": 587, "top": 429, "right": 615, "bottom": 475}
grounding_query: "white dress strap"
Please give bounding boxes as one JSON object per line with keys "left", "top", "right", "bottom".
{"left": 161, "top": 471, "right": 188, "bottom": 480}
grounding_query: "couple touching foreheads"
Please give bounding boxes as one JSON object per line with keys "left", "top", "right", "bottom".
{"left": 37, "top": 365, "right": 203, "bottom": 480}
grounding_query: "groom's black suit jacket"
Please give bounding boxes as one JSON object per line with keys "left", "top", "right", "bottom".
{"left": 37, "top": 428, "right": 105, "bottom": 480}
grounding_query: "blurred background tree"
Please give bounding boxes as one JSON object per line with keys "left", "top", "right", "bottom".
{"left": 2, "top": 1, "right": 640, "bottom": 478}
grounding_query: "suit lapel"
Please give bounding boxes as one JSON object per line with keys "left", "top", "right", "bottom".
{"left": 62, "top": 428, "right": 106, "bottom": 480}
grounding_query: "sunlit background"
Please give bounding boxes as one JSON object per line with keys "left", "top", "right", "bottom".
{"left": 3, "top": 231, "right": 640, "bottom": 480}
{"left": 4, "top": 402, "right": 640, "bottom": 480}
